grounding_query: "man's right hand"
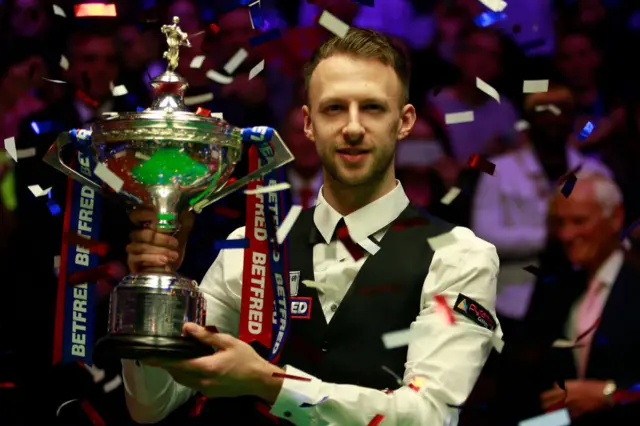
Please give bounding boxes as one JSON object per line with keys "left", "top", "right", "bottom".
{"left": 126, "top": 207, "right": 192, "bottom": 273}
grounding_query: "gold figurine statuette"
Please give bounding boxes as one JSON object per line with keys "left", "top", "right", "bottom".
{"left": 161, "top": 16, "right": 191, "bottom": 71}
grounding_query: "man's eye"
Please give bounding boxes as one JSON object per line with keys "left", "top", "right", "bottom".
{"left": 364, "top": 104, "right": 382, "bottom": 110}
{"left": 326, "top": 105, "right": 342, "bottom": 112}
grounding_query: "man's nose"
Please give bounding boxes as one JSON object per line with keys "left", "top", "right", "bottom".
{"left": 342, "top": 105, "right": 365, "bottom": 142}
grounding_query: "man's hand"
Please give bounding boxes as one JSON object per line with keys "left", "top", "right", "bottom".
{"left": 126, "top": 206, "right": 193, "bottom": 273}
{"left": 148, "top": 324, "right": 285, "bottom": 403}
{"left": 541, "top": 380, "right": 610, "bottom": 419}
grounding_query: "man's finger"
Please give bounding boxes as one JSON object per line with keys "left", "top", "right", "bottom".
{"left": 130, "top": 229, "right": 180, "bottom": 249}
{"left": 183, "top": 323, "right": 236, "bottom": 350}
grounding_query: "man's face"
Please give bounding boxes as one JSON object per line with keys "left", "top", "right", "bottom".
{"left": 557, "top": 34, "right": 600, "bottom": 89}
{"left": 303, "top": 55, "right": 415, "bottom": 187}
{"left": 10, "top": 0, "right": 47, "bottom": 38}
{"left": 69, "top": 36, "right": 119, "bottom": 101}
{"left": 550, "top": 181, "right": 622, "bottom": 269}
{"left": 458, "top": 32, "right": 501, "bottom": 83}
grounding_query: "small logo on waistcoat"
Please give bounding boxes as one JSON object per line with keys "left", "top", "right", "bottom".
{"left": 290, "top": 271, "right": 300, "bottom": 296}
{"left": 291, "top": 296, "right": 312, "bottom": 319}
{"left": 457, "top": 299, "right": 469, "bottom": 312}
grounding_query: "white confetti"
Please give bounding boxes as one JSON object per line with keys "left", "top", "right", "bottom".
{"left": 358, "top": 238, "right": 381, "bottom": 255}
{"left": 427, "top": 232, "right": 458, "bottom": 251}
{"left": 102, "top": 112, "right": 119, "bottom": 118}
{"left": 4, "top": 137, "right": 17, "bottom": 162}
{"left": 249, "top": 60, "right": 265, "bottom": 80}
{"left": 302, "top": 280, "right": 340, "bottom": 294}
{"left": 52, "top": 4, "right": 66, "bottom": 17}
{"left": 28, "top": 185, "right": 52, "bottom": 198}
{"left": 81, "top": 362, "right": 105, "bottom": 383}
{"left": 94, "top": 163, "right": 124, "bottom": 193}
{"left": 382, "top": 327, "right": 424, "bottom": 349}
{"left": 440, "top": 187, "right": 461, "bottom": 205}
{"left": 56, "top": 399, "right": 79, "bottom": 417}
{"left": 102, "top": 375, "right": 122, "bottom": 393}
{"left": 206, "top": 69, "right": 234, "bottom": 85}
{"left": 277, "top": 205, "right": 302, "bottom": 244}
{"left": 244, "top": 182, "right": 291, "bottom": 195}
{"left": 518, "top": 409, "right": 570, "bottom": 426}
{"left": 478, "top": 0, "right": 508, "bottom": 13}
{"left": 476, "top": 77, "right": 500, "bottom": 103}
{"left": 318, "top": 10, "right": 350, "bottom": 38}
{"left": 535, "top": 104, "right": 561, "bottom": 116}
{"left": 59, "top": 55, "right": 69, "bottom": 70}
{"left": 223, "top": 48, "right": 249, "bottom": 75}
{"left": 17, "top": 148, "right": 36, "bottom": 159}
{"left": 515, "top": 120, "right": 530, "bottom": 132}
{"left": 111, "top": 84, "right": 128, "bottom": 97}
{"left": 445, "top": 111, "right": 474, "bottom": 125}
{"left": 53, "top": 255, "right": 61, "bottom": 269}
{"left": 134, "top": 152, "right": 150, "bottom": 161}
{"left": 189, "top": 55, "right": 206, "bottom": 69}
{"left": 523, "top": 80, "right": 549, "bottom": 93}
{"left": 184, "top": 92, "right": 214, "bottom": 106}
{"left": 42, "top": 77, "right": 67, "bottom": 84}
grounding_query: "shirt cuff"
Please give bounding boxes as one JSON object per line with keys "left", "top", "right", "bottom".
{"left": 269, "top": 365, "right": 323, "bottom": 424}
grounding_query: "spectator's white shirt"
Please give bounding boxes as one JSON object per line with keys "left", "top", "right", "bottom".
{"left": 471, "top": 145, "right": 613, "bottom": 319}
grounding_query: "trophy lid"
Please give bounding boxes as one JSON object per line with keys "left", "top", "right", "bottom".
{"left": 91, "top": 16, "right": 240, "bottom": 147}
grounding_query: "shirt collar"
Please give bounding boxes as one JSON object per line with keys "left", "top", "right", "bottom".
{"left": 519, "top": 145, "right": 584, "bottom": 176}
{"left": 313, "top": 180, "right": 410, "bottom": 244}
{"left": 594, "top": 249, "right": 624, "bottom": 288}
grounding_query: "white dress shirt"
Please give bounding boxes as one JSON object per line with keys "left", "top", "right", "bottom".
{"left": 471, "top": 146, "right": 613, "bottom": 319}
{"left": 122, "top": 182, "right": 501, "bottom": 426}
{"left": 564, "top": 249, "right": 624, "bottom": 368}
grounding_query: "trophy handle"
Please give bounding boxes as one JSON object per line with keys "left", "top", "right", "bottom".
{"left": 43, "top": 132, "right": 127, "bottom": 207}
{"left": 191, "top": 130, "right": 295, "bottom": 213}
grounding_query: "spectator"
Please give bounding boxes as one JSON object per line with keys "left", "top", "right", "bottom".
{"left": 429, "top": 26, "right": 520, "bottom": 162}
{"left": 471, "top": 85, "right": 612, "bottom": 321}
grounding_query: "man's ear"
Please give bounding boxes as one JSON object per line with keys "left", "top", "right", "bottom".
{"left": 302, "top": 105, "right": 315, "bottom": 141}
{"left": 397, "top": 104, "right": 417, "bottom": 141}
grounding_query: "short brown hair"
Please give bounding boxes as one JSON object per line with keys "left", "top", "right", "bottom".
{"left": 304, "top": 28, "right": 411, "bottom": 105}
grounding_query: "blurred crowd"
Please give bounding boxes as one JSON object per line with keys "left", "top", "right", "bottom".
{"left": 2, "top": 0, "right": 640, "bottom": 425}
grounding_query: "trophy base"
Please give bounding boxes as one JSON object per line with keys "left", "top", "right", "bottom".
{"left": 94, "top": 334, "right": 214, "bottom": 364}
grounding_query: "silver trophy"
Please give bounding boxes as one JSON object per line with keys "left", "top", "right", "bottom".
{"left": 44, "top": 17, "right": 294, "bottom": 361}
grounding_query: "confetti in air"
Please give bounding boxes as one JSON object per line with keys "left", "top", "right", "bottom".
{"left": 478, "top": 0, "right": 508, "bottom": 12}
{"left": 74, "top": 3, "right": 117, "bottom": 17}
{"left": 102, "top": 375, "right": 122, "bottom": 393}
{"left": 535, "top": 104, "right": 561, "bottom": 116}
{"left": 211, "top": 112, "right": 224, "bottom": 119}
{"left": 60, "top": 55, "right": 69, "bottom": 70}
{"left": 110, "top": 84, "right": 128, "bottom": 97}
{"left": 53, "top": 4, "right": 66, "bottom": 17}
{"left": 249, "top": 60, "right": 266, "bottom": 80}
{"left": 189, "top": 55, "right": 206, "bottom": 69}
{"left": 382, "top": 327, "right": 424, "bottom": 349}
{"left": 523, "top": 80, "right": 549, "bottom": 93}
{"left": 518, "top": 408, "right": 570, "bottom": 426}
{"left": 468, "top": 154, "right": 496, "bottom": 175}
{"left": 94, "top": 163, "right": 124, "bottom": 193}
{"left": 214, "top": 238, "right": 250, "bottom": 250}
{"left": 476, "top": 77, "right": 500, "bottom": 103}
{"left": 445, "top": 111, "right": 474, "bottom": 125}
{"left": 515, "top": 120, "right": 530, "bottom": 131}
{"left": 224, "top": 48, "right": 249, "bottom": 75}
{"left": 206, "top": 69, "right": 234, "bottom": 85}
{"left": 440, "top": 187, "right": 462, "bottom": 205}
{"left": 42, "top": 78, "right": 67, "bottom": 84}
{"left": 276, "top": 205, "right": 302, "bottom": 244}
{"left": 249, "top": 1, "right": 265, "bottom": 29}
{"left": 578, "top": 121, "right": 594, "bottom": 141}
{"left": 184, "top": 93, "right": 214, "bottom": 106}
{"left": 381, "top": 365, "right": 404, "bottom": 386}
{"left": 244, "top": 182, "right": 291, "bottom": 195}
{"left": 28, "top": 185, "right": 52, "bottom": 198}
{"left": 560, "top": 174, "right": 577, "bottom": 198}
{"left": 318, "top": 10, "right": 350, "bottom": 38}
{"left": 358, "top": 237, "right": 381, "bottom": 255}
{"left": 4, "top": 137, "right": 18, "bottom": 162}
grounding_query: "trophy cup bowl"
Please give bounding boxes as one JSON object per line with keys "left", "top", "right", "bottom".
{"left": 43, "top": 19, "right": 294, "bottom": 362}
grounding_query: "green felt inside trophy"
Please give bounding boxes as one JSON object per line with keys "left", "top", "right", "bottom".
{"left": 131, "top": 147, "right": 210, "bottom": 186}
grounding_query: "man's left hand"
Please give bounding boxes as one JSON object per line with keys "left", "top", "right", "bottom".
{"left": 147, "top": 323, "right": 284, "bottom": 402}
{"left": 541, "top": 380, "right": 610, "bottom": 419}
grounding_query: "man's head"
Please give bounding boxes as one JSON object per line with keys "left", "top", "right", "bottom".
{"left": 66, "top": 28, "right": 119, "bottom": 102}
{"left": 454, "top": 27, "right": 503, "bottom": 84}
{"left": 556, "top": 29, "right": 601, "bottom": 90}
{"left": 302, "top": 28, "right": 416, "bottom": 190}
{"left": 549, "top": 172, "right": 624, "bottom": 272}
{"left": 524, "top": 84, "right": 575, "bottom": 153}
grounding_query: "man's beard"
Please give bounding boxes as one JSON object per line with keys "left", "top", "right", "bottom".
{"left": 321, "top": 148, "right": 394, "bottom": 187}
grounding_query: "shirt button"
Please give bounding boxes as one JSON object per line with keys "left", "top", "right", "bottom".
{"left": 330, "top": 304, "right": 338, "bottom": 312}
{"left": 284, "top": 411, "right": 292, "bottom": 418}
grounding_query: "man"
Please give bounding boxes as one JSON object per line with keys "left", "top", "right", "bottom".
{"left": 8, "top": 25, "right": 134, "bottom": 424}
{"left": 520, "top": 173, "right": 640, "bottom": 425}
{"left": 123, "top": 28, "right": 501, "bottom": 425}
{"left": 428, "top": 26, "right": 520, "bottom": 162}
{"left": 472, "top": 85, "right": 612, "bottom": 322}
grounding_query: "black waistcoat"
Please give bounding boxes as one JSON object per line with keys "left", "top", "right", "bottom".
{"left": 168, "top": 205, "right": 455, "bottom": 426}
